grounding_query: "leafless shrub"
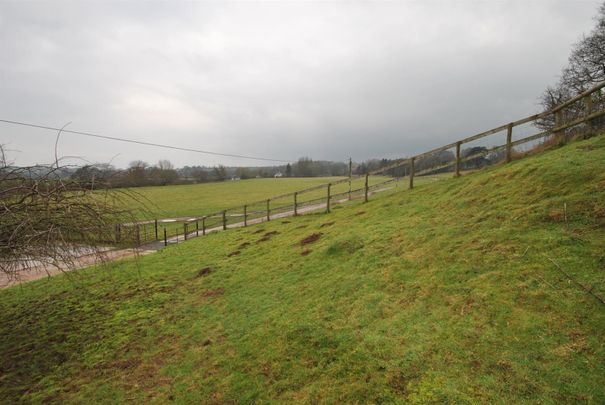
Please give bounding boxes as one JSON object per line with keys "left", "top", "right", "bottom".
{"left": 0, "top": 144, "right": 146, "bottom": 284}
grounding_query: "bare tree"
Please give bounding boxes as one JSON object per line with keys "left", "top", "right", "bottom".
{"left": 539, "top": 2, "right": 605, "bottom": 130}
{"left": 0, "top": 145, "right": 143, "bottom": 283}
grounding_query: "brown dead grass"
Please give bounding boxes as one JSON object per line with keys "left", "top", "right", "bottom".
{"left": 196, "top": 267, "right": 213, "bottom": 278}
{"left": 203, "top": 288, "right": 225, "bottom": 298}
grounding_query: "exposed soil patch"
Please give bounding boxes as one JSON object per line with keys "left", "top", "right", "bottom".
{"left": 203, "top": 339, "right": 212, "bottom": 346}
{"left": 238, "top": 242, "right": 250, "bottom": 249}
{"left": 301, "top": 249, "right": 312, "bottom": 256}
{"left": 295, "top": 225, "right": 308, "bottom": 230}
{"left": 546, "top": 209, "right": 563, "bottom": 222}
{"left": 227, "top": 251, "right": 241, "bottom": 257}
{"left": 203, "top": 288, "right": 224, "bottom": 298}
{"left": 355, "top": 211, "right": 366, "bottom": 216}
{"left": 253, "top": 229, "right": 265, "bottom": 234}
{"left": 320, "top": 221, "right": 335, "bottom": 228}
{"left": 196, "top": 267, "right": 213, "bottom": 278}
{"left": 301, "top": 233, "right": 322, "bottom": 245}
{"left": 258, "top": 231, "right": 280, "bottom": 243}
{"left": 281, "top": 221, "right": 291, "bottom": 224}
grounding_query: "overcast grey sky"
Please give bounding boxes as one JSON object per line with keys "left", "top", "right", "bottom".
{"left": 0, "top": 0, "right": 601, "bottom": 167}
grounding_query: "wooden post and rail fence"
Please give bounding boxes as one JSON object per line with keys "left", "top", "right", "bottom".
{"left": 117, "top": 81, "right": 605, "bottom": 247}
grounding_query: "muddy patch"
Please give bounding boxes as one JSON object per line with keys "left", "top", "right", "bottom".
{"left": 355, "top": 211, "right": 366, "bottom": 216}
{"left": 203, "top": 288, "right": 225, "bottom": 298}
{"left": 281, "top": 220, "right": 291, "bottom": 224}
{"left": 238, "top": 242, "right": 250, "bottom": 249}
{"left": 258, "top": 231, "right": 280, "bottom": 243}
{"left": 253, "top": 228, "right": 265, "bottom": 234}
{"left": 301, "top": 233, "right": 322, "bottom": 245}
{"left": 227, "top": 250, "right": 241, "bottom": 257}
{"left": 196, "top": 267, "right": 213, "bottom": 278}
{"left": 301, "top": 249, "right": 312, "bottom": 256}
{"left": 320, "top": 221, "right": 335, "bottom": 228}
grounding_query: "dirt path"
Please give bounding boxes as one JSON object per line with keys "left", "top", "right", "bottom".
{"left": 159, "top": 188, "right": 394, "bottom": 246}
{"left": 0, "top": 248, "right": 156, "bottom": 289}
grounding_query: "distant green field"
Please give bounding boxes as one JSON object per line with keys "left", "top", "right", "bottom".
{"left": 125, "top": 176, "right": 348, "bottom": 219}
{"left": 117, "top": 175, "right": 446, "bottom": 220}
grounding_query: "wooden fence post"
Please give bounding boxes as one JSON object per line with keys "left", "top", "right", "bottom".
{"left": 176, "top": 227, "right": 179, "bottom": 244}
{"left": 154, "top": 219, "right": 158, "bottom": 240}
{"left": 409, "top": 158, "right": 415, "bottom": 189}
{"left": 266, "top": 199, "right": 271, "bottom": 221}
{"left": 202, "top": 217, "right": 206, "bottom": 235}
{"left": 135, "top": 224, "right": 140, "bottom": 247}
{"left": 184, "top": 223, "right": 188, "bottom": 240}
{"left": 554, "top": 109, "right": 564, "bottom": 138}
{"left": 222, "top": 211, "right": 227, "bottom": 230}
{"left": 326, "top": 183, "right": 331, "bottom": 213}
{"left": 115, "top": 224, "right": 121, "bottom": 244}
{"left": 243, "top": 205, "right": 248, "bottom": 226}
{"left": 164, "top": 228, "right": 167, "bottom": 247}
{"left": 506, "top": 123, "right": 513, "bottom": 163}
{"left": 455, "top": 142, "right": 461, "bottom": 177}
{"left": 364, "top": 173, "right": 369, "bottom": 202}
{"left": 196, "top": 220, "right": 199, "bottom": 237}
{"left": 585, "top": 94, "right": 594, "bottom": 134}
{"left": 294, "top": 193, "right": 298, "bottom": 216}
{"left": 348, "top": 157, "right": 352, "bottom": 200}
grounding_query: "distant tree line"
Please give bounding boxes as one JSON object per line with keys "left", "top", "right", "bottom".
{"left": 64, "top": 157, "right": 351, "bottom": 188}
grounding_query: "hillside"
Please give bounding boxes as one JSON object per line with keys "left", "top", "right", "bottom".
{"left": 1, "top": 135, "right": 605, "bottom": 403}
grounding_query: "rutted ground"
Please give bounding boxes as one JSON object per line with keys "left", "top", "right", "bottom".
{"left": 1, "top": 136, "right": 605, "bottom": 403}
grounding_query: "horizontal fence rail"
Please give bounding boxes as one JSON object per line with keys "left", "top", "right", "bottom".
{"left": 118, "top": 81, "right": 605, "bottom": 246}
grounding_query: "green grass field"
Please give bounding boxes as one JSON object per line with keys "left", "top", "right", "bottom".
{"left": 118, "top": 174, "right": 445, "bottom": 220}
{"left": 2, "top": 136, "right": 605, "bottom": 403}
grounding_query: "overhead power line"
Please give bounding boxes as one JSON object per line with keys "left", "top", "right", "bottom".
{"left": 0, "top": 118, "right": 292, "bottom": 163}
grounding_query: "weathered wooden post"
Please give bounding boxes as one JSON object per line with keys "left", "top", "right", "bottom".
{"left": 222, "top": 211, "right": 227, "bottom": 230}
{"left": 585, "top": 94, "right": 594, "bottom": 134}
{"left": 409, "top": 157, "right": 415, "bottom": 189}
{"left": 364, "top": 173, "right": 369, "bottom": 202}
{"left": 163, "top": 228, "right": 167, "bottom": 246}
{"left": 266, "top": 199, "right": 271, "bottom": 221}
{"left": 202, "top": 217, "right": 206, "bottom": 235}
{"left": 135, "top": 224, "right": 141, "bottom": 247}
{"left": 554, "top": 109, "right": 564, "bottom": 139}
{"left": 243, "top": 205, "right": 248, "bottom": 226}
{"left": 195, "top": 220, "right": 199, "bottom": 237}
{"left": 294, "top": 192, "right": 298, "bottom": 216}
{"left": 184, "top": 223, "right": 188, "bottom": 240}
{"left": 455, "top": 142, "right": 461, "bottom": 177}
{"left": 326, "top": 183, "right": 331, "bottom": 213}
{"left": 348, "top": 157, "right": 352, "bottom": 200}
{"left": 154, "top": 219, "right": 158, "bottom": 240}
{"left": 506, "top": 123, "right": 513, "bottom": 163}
{"left": 176, "top": 227, "right": 179, "bottom": 244}
{"left": 115, "top": 224, "right": 121, "bottom": 244}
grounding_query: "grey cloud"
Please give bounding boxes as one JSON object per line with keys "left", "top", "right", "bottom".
{"left": 0, "top": 0, "right": 601, "bottom": 167}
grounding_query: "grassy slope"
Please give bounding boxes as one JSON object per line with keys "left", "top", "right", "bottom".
{"left": 1, "top": 136, "right": 605, "bottom": 404}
